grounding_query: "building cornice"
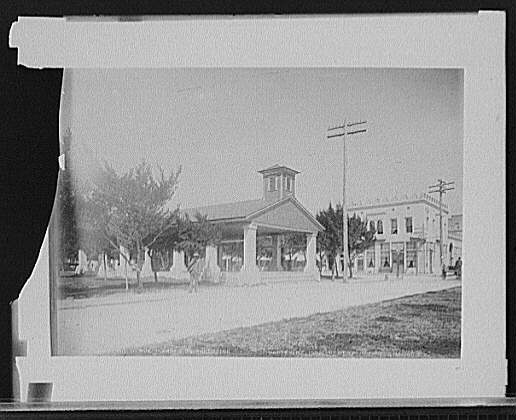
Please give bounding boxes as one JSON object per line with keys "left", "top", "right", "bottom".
{"left": 349, "top": 194, "right": 449, "bottom": 214}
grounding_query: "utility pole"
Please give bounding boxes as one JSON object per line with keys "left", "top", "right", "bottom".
{"left": 327, "top": 120, "right": 367, "bottom": 281}
{"left": 428, "top": 179, "right": 455, "bottom": 272}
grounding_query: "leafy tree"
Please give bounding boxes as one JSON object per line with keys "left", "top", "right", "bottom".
{"left": 256, "top": 236, "right": 272, "bottom": 260}
{"left": 347, "top": 213, "right": 376, "bottom": 278}
{"left": 81, "top": 160, "right": 181, "bottom": 288}
{"left": 181, "top": 213, "right": 222, "bottom": 259}
{"left": 315, "top": 210, "right": 332, "bottom": 276}
{"left": 77, "top": 206, "right": 115, "bottom": 282}
{"left": 181, "top": 213, "right": 222, "bottom": 282}
{"left": 56, "top": 164, "right": 79, "bottom": 269}
{"left": 151, "top": 212, "right": 221, "bottom": 259}
{"left": 149, "top": 211, "right": 222, "bottom": 280}
{"left": 280, "top": 233, "right": 307, "bottom": 271}
{"left": 56, "top": 129, "right": 79, "bottom": 270}
{"left": 316, "top": 203, "right": 343, "bottom": 279}
{"left": 316, "top": 204, "right": 376, "bottom": 279}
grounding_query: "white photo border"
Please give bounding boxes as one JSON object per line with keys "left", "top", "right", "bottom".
{"left": 10, "top": 12, "right": 506, "bottom": 402}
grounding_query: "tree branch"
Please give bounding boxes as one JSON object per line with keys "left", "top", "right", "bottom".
{"left": 144, "top": 218, "right": 179, "bottom": 250}
{"left": 101, "top": 230, "right": 132, "bottom": 266}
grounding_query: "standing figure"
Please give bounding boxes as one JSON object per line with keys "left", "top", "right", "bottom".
{"left": 187, "top": 252, "right": 204, "bottom": 293}
{"left": 455, "top": 257, "right": 462, "bottom": 279}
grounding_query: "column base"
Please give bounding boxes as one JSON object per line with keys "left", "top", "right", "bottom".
{"left": 240, "top": 268, "right": 261, "bottom": 285}
{"left": 304, "top": 266, "right": 321, "bottom": 281}
{"left": 305, "top": 270, "right": 321, "bottom": 281}
{"left": 165, "top": 267, "right": 190, "bottom": 281}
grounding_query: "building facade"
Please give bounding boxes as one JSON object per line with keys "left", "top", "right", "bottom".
{"left": 335, "top": 194, "right": 462, "bottom": 276}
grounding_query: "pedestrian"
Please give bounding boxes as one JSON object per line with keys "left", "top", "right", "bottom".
{"left": 187, "top": 252, "right": 204, "bottom": 293}
{"left": 456, "top": 257, "right": 462, "bottom": 279}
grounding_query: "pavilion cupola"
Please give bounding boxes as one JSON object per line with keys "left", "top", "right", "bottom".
{"left": 258, "top": 164, "right": 300, "bottom": 202}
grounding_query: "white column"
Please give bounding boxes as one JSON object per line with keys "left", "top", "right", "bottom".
{"left": 168, "top": 250, "right": 189, "bottom": 281}
{"left": 242, "top": 224, "right": 258, "bottom": 283}
{"left": 96, "top": 253, "right": 112, "bottom": 279}
{"left": 118, "top": 245, "right": 133, "bottom": 278}
{"left": 304, "top": 233, "right": 319, "bottom": 281}
{"left": 74, "top": 249, "right": 88, "bottom": 275}
{"left": 271, "top": 235, "right": 282, "bottom": 271}
{"left": 140, "top": 247, "right": 154, "bottom": 278}
{"left": 205, "top": 245, "right": 221, "bottom": 283}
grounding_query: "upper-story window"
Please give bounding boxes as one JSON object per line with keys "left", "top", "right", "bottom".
{"left": 369, "top": 220, "right": 375, "bottom": 232}
{"left": 377, "top": 220, "right": 384, "bottom": 234}
{"left": 391, "top": 218, "right": 398, "bottom": 234}
{"left": 406, "top": 217, "right": 413, "bottom": 233}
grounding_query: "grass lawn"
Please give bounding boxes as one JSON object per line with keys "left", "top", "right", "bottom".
{"left": 120, "top": 286, "right": 461, "bottom": 358}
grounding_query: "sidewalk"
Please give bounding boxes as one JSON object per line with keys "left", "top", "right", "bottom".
{"left": 57, "top": 275, "right": 460, "bottom": 355}
{"left": 322, "top": 272, "right": 458, "bottom": 283}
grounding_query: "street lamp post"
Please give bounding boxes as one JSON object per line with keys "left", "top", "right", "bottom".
{"left": 327, "top": 120, "right": 367, "bottom": 281}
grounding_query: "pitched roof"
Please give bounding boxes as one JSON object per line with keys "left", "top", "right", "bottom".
{"left": 258, "top": 164, "right": 300, "bottom": 174}
{"left": 183, "top": 198, "right": 269, "bottom": 221}
{"left": 183, "top": 196, "right": 324, "bottom": 231}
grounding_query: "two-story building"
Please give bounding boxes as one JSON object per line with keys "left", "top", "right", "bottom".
{"left": 341, "top": 193, "right": 457, "bottom": 276}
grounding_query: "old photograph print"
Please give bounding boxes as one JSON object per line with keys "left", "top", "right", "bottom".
{"left": 53, "top": 68, "right": 463, "bottom": 357}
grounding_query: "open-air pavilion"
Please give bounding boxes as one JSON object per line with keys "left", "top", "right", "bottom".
{"left": 183, "top": 165, "right": 324, "bottom": 284}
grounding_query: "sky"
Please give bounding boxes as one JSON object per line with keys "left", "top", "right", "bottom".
{"left": 63, "top": 68, "right": 463, "bottom": 215}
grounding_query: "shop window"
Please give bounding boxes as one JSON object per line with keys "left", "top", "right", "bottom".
{"left": 367, "top": 248, "right": 375, "bottom": 268}
{"left": 380, "top": 243, "right": 390, "bottom": 269}
{"left": 406, "top": 241, "right": 417, "bottom": 269}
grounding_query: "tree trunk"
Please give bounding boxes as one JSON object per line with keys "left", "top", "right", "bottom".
{"left": 331, "top": 253, "right": 339, "bottom": 280}
{"left": 136, "top": 270, "right": 142, "bottom": 290}
{"left": 347, "top": 249, "right": 353, "bottom": 279}
{"left": 103, "top": 253, "right": 107, "bottom": 283}
{"left": 152, "top": 249, "right": 159, "bottom": 282}
{"left": 136, "top": 240, "right": 143, "bottom": 289}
